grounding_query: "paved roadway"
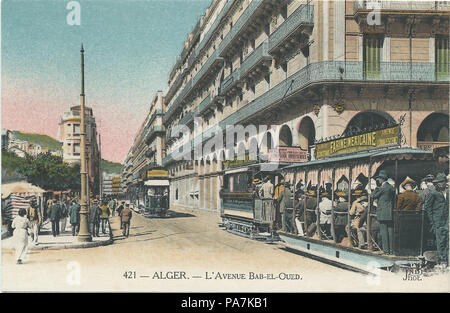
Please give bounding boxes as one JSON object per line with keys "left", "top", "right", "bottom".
{"left": 2, "top": 206, "right": 447, "bottom": 292}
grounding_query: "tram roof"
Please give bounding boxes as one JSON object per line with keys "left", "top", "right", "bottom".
{"left": 281, "top": 147, "right": 433, "bottom": 171}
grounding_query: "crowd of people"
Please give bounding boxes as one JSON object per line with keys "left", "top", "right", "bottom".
{"left": 251, "top": 170, "right": 449, "bottom": 267}
{"left": 9, "top": 194, "right": 134, "bottom": 264}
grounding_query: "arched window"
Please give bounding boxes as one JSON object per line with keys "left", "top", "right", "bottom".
{"left": 417, "top": 112, "right": 449, "bottom": 144}
{"left": 279, "top": 125, "right": 292, "bottom": 147}
{"left": 344, "top": 111, "right": 395, "bottom": 136}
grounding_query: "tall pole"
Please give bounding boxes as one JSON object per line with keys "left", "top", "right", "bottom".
{"left": 99, "top": 134, "right": 102, "bottom": 201}
{"left": 78, "top": 44, "right": 92, "bottom": 242}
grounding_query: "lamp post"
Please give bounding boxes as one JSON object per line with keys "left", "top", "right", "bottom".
{"left": 78, "top": 44, "right": 92, "bottom": 242}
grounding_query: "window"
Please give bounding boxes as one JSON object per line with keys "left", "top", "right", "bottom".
{"left": 281, "top": 4, "right": 288, "bottom": 20}
{"left": 73, "top": 123, "right": 80, "bottom": 136}
{"left": 73, "top": 143, "right": 80, "bottom": 156}
{"left": 436, "top": 35, "right": 449, "bottom": 79}
{"left": 363, "top": 35, "right": 383, "bottom": 78}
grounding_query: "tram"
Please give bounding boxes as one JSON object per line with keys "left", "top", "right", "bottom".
{"left": 141, "top": 166, "right": 170, "bottom": 217}
{"left": 220, "top": 147, "right": 308, "bottom": 241}
{"left": 276, "top": 125, "right": 445, "bottom": 272}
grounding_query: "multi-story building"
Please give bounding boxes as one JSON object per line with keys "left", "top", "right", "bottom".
{"left": 102, "top": 172, "right": 122, "bottom": 197}
{"left": 122, "top": 91, "right": 165, "bottom": 205}
{"left": 162, "top": 0, "right": 449, "bottom": 212}
{"left": 59, "top": 105, "right": 101, "bottom": 195}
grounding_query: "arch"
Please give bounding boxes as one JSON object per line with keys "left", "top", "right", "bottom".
{"left": 279, "top": 124, "right": 293, "bottom": 147}
{"left": 237, "top": 142, "right": 246, "bottom": 160}
{"left": 260, "top": 131, "right": 274, "bottom": 153}
{"left": 297, "top": 116, "right": 316, "bottom": 151}
{"left": 344, "top": 111, "right": 395, "bottom": 136}
{"left": 417, "top": 112, "right": 449, "bottom": 143}
{"left": 248, "top": 137, "right": 259, "bottom": 161}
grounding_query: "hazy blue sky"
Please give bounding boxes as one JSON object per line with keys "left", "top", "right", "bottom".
{"left": 2, "top": 0, "right": 211, "bottom": 162}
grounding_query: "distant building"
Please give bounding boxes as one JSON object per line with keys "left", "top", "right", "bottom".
{"left": 122, "top": 91, "right": 165, "bottom": 202}
{"left": 102, "top": 172, "right": 122, "bottom": 196}
{"left": 1, "top": 129, "right": 12, "bottom": 150}
{"left": 59, "top": 105, "right": 101, "bottom": 195}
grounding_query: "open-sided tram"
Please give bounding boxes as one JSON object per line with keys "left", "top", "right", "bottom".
{"left": 275, "top": 125, "right": 447, "bottom": 272}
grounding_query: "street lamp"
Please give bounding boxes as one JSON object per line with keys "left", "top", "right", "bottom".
{"left": 78, "top": 44, "right": 92, "bottom": 242}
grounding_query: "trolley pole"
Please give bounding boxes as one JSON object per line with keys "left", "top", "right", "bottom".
{"left": 78, "top": 44, "right": 92, "bottom": 243}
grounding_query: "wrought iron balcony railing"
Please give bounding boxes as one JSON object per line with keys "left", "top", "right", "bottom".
{"left": 268, "top": 4, "right": 314, "bottom": 53}
{"left": 240, "top": 40, "right": 271, "bottom": 78}
{"left": 354, "top": 0, "right": 450, "bottom": 11}
{"left": 218, "top": 0, "right": 264, "bottom": 56}
{"left": 220, "top": 67, "right": 241, "bottom": 95}
{"left": 196, "top": 94, "right": 212, "bottom": 114}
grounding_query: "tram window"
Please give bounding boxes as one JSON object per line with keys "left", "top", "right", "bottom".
{"left": 232, "top": 172, "right": 249, "bottom": 192}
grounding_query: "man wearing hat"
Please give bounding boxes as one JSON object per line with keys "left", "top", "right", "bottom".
{"left": 278, "top": 182, "right": 295, "bottom": 233}
{"left": 89, "top": 199, "right": 101, "bottom": 237}
{"left": 396, "top": 177, "right": 421, "bottom": 211}
{"left": 419, "top": 174, "right": 435, "bottom": 203}
{"left": 424, "top": 173, "right": 449, "bottom": 266}
{"left": 372, "top": 170, "right": 396, "bottom": 254}
{"left": 120, "top": 203, "right": 133, "bottom": 237}
{"left": 259, "top": 176, "right": 274, "bottom": 200}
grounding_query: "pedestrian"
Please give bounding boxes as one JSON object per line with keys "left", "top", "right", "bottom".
{"left": 69, "top": 200, "right": 80, "bottom": 236}
{"left": 27, "top": 201, "right": 42, "bottom": 245}
{"left": 89, "top": 199, "right": 101, "bottom": 237}
{"left": 117, "top": 201, "right": 125, "bottom": 229}
{"left": 11, "top": 208, "right": 32, "bottom": 264}
{"left": 371, "top": 170, "right": 396, "bottom": 255}
{"left": 100, "top": 200, "right": 111, "bottom": 234}
{"left": 278, "top": 182, "right": 294, "bottom": 233}
{"left": 318, "top": 190, "right": 332, "bottom": 238}
{"left": 334, "top": 196, "right": 349, "bottom": 243}
{"left": 121, "top": 203, "right": 132, "bottom": 237}
{"left": 49, "top": 199, "right": 61, "bottom": 237}
{"left": 396, "top": 177, "right": 421, "bottom": 211}
{"left": 418, "top": 174, "right": 435, "bottom": 203}
{"left": 59, "top": 198, "right": 69, "bottom": 233}
{"left": 108, "top": 198, "right": 116, "bottom": 217}
{"left": 259, "top": 176, "right": 274, "bottom": 199}
{"left": 424, "top": 173, "right": 449, "bottom": 267}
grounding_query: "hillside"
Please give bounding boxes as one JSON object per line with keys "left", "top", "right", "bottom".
{"left": 13, "top": 131, "right": 62, "bottom": 151}
{"left": 11, "top": 131, "right": 122, "bottom": 174}
{"left": 101, "top": 159, "right": 122, "bottom": 174}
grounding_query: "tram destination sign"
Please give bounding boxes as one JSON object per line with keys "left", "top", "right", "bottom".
{"left": 315, "top": 125, "right": 400, "bottom": 159}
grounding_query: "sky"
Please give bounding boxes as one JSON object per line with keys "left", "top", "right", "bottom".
{"left": 1, "top": 0, "right": 211, "bottom": 163}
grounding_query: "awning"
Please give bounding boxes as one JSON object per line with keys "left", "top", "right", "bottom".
{"left": 144, "top": 180, "right": 170, "bottom": 186}
{"left": 1, "top": 181, "right": 47, "bottom": 199}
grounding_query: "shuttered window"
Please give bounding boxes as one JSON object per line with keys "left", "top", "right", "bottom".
{"left": 363, "top": 36, "right": 382, "bottom": 78}
{"left": 436, "top": 35, "right": 449, "bottom": 79}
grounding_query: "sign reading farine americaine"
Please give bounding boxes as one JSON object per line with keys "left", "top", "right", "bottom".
{"left": 315, "top": 125, "right": 400, "bottom": 159}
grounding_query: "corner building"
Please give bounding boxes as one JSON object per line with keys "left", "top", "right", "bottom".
{"left": 162, "top": 0, "right": 449, "bottom": 212}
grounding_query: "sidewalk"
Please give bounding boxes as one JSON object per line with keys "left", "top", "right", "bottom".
{"left": 1, "top": 219, "right": 113, "bottom": 250}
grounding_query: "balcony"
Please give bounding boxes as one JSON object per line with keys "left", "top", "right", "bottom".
{"left": 354, "top": 0, "right": 450, "bottom": 12}
{"left": 191, "top": 49, "right": 224, "bottom": 88}
{"left": 220, "top": 67, "right": 241, "bottom": 96}
{"left": 194, "top": 61, "right": 447, "bottom": 139}
{"left": 145, "top": 125, "right": 165, "bottom": 144}
{"left": 196, "top": 94, "right": 212, "bottom": 115}
{"left": 218, "top": 0, "right": 265, "bottom": 57}
{"left": 268, "top": 4, "right": 314, "bottom": 54}
{"left": 178, "top": 110, "right": 195, "bottom": 126}
{"left": 240, "top": 40, "right": 271, "bottom": 78}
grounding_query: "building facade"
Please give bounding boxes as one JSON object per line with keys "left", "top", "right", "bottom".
{"left": 102, "top": 172, "right": 122, "bottom": 197}
{"left": 161, "top": 0, "right": 449, "bottom": 212}
{"left": 59, "top": 105, "right": 101, "bottom": 195}
{"left": 122, "top": 92, "right": 166, "bottom": 205}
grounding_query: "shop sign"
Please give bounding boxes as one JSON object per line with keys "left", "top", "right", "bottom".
{"left": 315, "top": 125, "right": 400, "bottom": 159}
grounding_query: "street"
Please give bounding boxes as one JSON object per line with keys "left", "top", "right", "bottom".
{"left": 1, "top": 206, "right": 447, "bottom": 292}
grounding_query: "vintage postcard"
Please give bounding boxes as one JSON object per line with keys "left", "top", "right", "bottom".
{"left": 1, "top": 0, "right": 449, "bottom": 297}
